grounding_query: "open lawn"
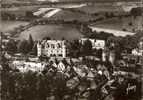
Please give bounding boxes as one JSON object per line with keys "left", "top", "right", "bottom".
{"left": 19, "top": 24, "right": 83, "bottom": 40}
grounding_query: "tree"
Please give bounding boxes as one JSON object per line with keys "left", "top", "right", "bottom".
{"left": 6, "top": 39, "right": 17, "bottom": 53}
{"left": 80, "top": 24, "right": 92, "bottom": 36}
{"left": 28, "top": 34, "right": 34, "bottom": 52}
{"left": 0, "top": 53, "right": 8, "bottom": 66}
{"left": 43, "top": 36, "right": 51, "bottom": 40}
{"left": 68, "top": 40, "right": 82, "bottom": 57}
{"left": 89, "top": 31, "right": 114, "bottom": 41}
{"left": 128, "top": 22, "right": 133, "bottom": 26}
{"left": 107, "top": 36, "right": 123, "bottom": 60}
{"left": 96, "top": 48, "right": 103, "bottom": 60}
{"left": 105, "top": 12, "right": 109, "bottom": 18}
{"left": 106, "top": 36, "right": 117, "bottom": 50}
{"left": 18, "top": 40, "right": 29, "bottom": 54}
{"left": 130, "top": 7, "right": 142, "bottom": 18}
{"left": 31, "top": 42, "right": 37, "bottom": 56}
{"left": 121, "top": 35, "right": 137, "bottom": 53}
{"left": 26, "top": 11, "right": 34, "bottom": 18}
{"left": 81, "top": 39, "right": 92, "bottom": 55}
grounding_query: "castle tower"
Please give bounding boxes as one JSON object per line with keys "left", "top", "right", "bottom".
{"left": 102, "top": 50, "right": 106, "bottom": 62}
{"left": 62, "top": 41, "right": 66, "bottom": 58}
{"left": 37, "top": 41, "right": 42, "bottom": 57}
{"left": 139, "top": 38, "right": 143, "bottom": 50}
{"left": 109, "top": 50, "right": 115, "bottom": 65}
{"left": 139, "top": 37, "right": 143, "bottom": 55}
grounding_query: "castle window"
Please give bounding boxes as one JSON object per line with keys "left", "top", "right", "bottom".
{"left": 42, "top": 44, "right": 45, "bottom": 49}
{"left": 53, "top": 54, "right": 56, "bottom": 57}
{"left": 59, "top": 54, "right": 62, "bottom": 56}
{"left": 51, "top": 44, "right": 55, "bottom": 48}
{"left": 46, "top": 43, "right": 49, "bottom": 48}
{"left": 57, "top": 43, "right": 61, "bottom": 48}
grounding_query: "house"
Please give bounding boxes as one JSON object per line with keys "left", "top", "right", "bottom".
{"left": 132, "top": 37, "right": 143, "bottom": 56}
{"left": 94, "top": 40, "right": 105, "bottom": 50}
{"left": 37, "top": 40, "right": 66, "bottom": 58}
{"left": 80, "top": 38, "right": 105, "bottom": 50}
{"left": 57, "top": 61, "right": 66, "bottom": 72}
{"left": 132, "top": 48, "right": 142, "bottom": 56}
{"left": 12, "top": 60, "right": 45, "bottom": 72}
{"left": 80, "top": 38, "right": 95, "bottom": 48}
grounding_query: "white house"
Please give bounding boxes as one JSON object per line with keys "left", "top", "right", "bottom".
{"left": 12, "top": 61, "right": 45, "bottom": 72}
{"left": 132, "top": 38, "right": 143, "bottom": 56}
{"left": 94, "top": 40, "right": 105, "bottom": 50}
{"left": 80, "top": 38, "right": 105, "bottom": 50}
{"left": 80, "top": 38, "right": 95, "bottom": 48}
{"left": 132, "top": 49, "right": 142, "bottom": 56}
{"left": 57, "top": 61, "right": 66, "bottom": 72}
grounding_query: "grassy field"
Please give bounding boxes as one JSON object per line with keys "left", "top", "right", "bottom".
{"left": 0, "top": 21, "right": 29, "bottom": 33}
{"left": 19, "top": 24, "right": 83, "bottom": 40}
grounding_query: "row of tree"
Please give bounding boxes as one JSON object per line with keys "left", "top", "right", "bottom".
{"left": 5, "top": 34, "right": 35, "bottom": 55}
{"left": 1, "top": 11, "right": 36, "bottom": 21}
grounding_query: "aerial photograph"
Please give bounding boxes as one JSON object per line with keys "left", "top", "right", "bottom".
{"left": 0, "top": 0, "right": 143, "bottom": 100}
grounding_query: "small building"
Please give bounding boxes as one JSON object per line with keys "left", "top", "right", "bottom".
{"left": 94, "top": 39, "right": 105, "bottom": 50}
{"left": 12, "top": 60, "right": 45, "bottom": 72}
{"left": 37, "top": 40, "right": 66, "bottom": 58}
{"left": 132, "top": 48, "right": 142, "bottom": 56}
{"left": 80, "top": 38, "right": 105, "bottom": 50}
{"left": 132, "top": 37, "right": 143, "bottom": 56}
{"left": 122, "top": 54, "right": 143, "bottom": 65}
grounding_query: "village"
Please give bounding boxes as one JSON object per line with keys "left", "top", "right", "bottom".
{"left": 0, "top": 27, "right": 143, "bottom": 100}
{"left": 0, "top": 0, "right": 143, "bottom": 100}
